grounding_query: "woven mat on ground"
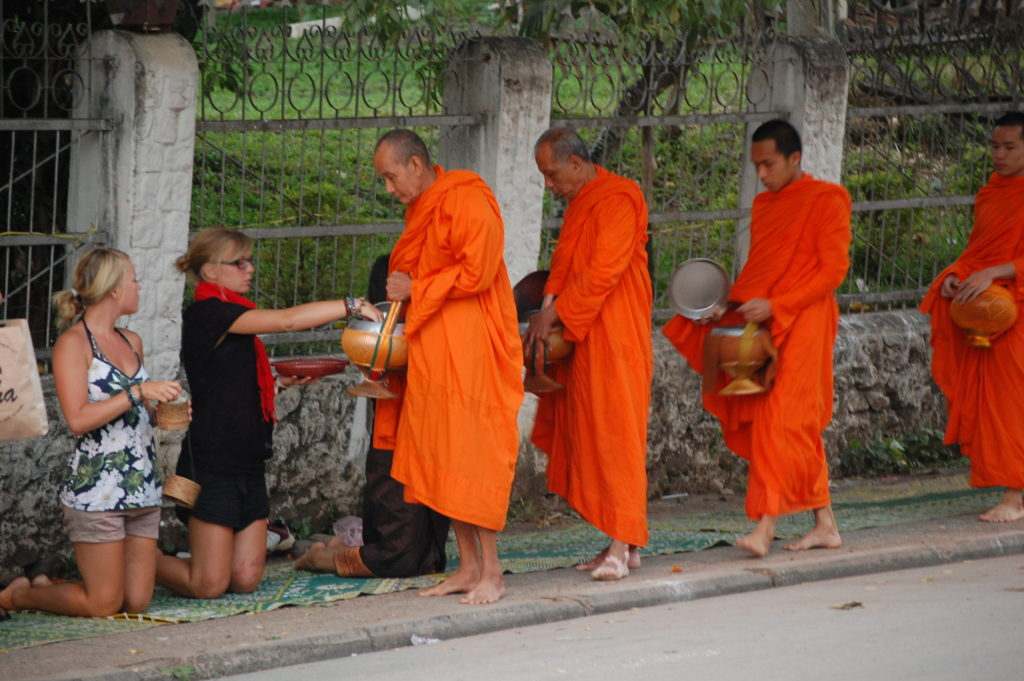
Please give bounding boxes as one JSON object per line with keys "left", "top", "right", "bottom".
{"left": 0, "top": 487, "right": 1001, "bottom": 652}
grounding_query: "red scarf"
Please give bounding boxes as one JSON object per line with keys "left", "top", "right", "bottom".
{"left": 194, "top": 281, "right": 276, "bottom": 423}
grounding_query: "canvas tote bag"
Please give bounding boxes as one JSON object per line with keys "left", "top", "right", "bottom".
{"left": 0, "top": 319, "right": 49, "bottom": 440}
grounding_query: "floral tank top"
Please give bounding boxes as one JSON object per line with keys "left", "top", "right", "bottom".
{"left": 59, "top": 321, "right": 163, "bottom": 512}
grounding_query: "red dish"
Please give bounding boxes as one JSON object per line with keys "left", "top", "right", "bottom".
{"left": 272, "top": 357, "right": 349, "bottom": 379}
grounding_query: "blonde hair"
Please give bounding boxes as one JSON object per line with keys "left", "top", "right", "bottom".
{"left": 53, "top": 247, "right": 133, "bottom": 332}
{"left": 176, "top": 227, "right": 254, "bottom": 281}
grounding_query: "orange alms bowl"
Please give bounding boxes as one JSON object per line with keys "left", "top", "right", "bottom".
{"left": 950, "top": 284, "right": 1018, "bottom": 348}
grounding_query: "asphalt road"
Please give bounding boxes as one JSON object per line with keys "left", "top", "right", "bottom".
{"left": 222, "top": 554, "right": 1024, "bottom": 681}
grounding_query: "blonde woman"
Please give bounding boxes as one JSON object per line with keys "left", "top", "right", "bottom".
{"left": 0, "top": 248, "right": 182, "bottom": 616}
{"left": 158, "top": 228, "right": 380, "bottom": 599}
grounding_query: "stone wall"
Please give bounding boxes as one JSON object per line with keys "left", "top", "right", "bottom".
{"left": 0, "top": 310, "right": 943, "bottom": 580}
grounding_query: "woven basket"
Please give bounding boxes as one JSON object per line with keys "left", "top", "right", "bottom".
{"left": 163, "top": 474, "right": 201, "bottom": 508}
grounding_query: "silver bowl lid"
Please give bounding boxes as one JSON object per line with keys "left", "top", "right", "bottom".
{"left": 710, "top": 325, "right": 754, "bottom": 337}
{"left": 669, "top": 258, "right": 730, "bottom": 320}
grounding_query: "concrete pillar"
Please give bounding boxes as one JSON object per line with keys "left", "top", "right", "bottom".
{"left": 735, "top": 37, "right": 849, "bottom": 266}
{"left": 67, "top": 31, "right": 198, "bottom": 380}
{"left": 440, "top": 37, "right": 552, "bottom": 286}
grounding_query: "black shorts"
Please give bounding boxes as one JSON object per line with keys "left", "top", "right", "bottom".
{"left": 175, "top": 469, "right": 269, "bottom": 532}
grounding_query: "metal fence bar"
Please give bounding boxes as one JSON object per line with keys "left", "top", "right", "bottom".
{"left": 197, "top": 114, "right": 480, "bottom": 133}
{"left": 848, "top": 103, "right": 1019, "bottom": 118}
{"left": 852, "top": 196, "right": 975, "bottom": 212}
{"left": 551, "top": 112, "right": 787, "bottom": 128}
{"left": 237, "top": 222, "right": 405, "bottom": 239}
{"left": 542, "top": 208, "right": 747, "bottom": 230}
{"left": 838, "top": 289, "right": 928, "bottom": 306}
{"left": 259, "top": 329, "right": 340, "bottom": 346}
{"left": 0, "top": 119, "right": 112, "bottom": 132}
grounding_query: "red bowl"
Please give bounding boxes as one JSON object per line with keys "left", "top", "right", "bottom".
{"left": 272, "top": 357, "right": 349, "bottom": 379}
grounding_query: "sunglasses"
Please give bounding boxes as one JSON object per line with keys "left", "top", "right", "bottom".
{"left": 216, "top": 257, "right": 255, "bottom": 269}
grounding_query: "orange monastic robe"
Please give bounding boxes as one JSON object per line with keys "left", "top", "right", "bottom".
{"left": 920, "top": 173, "right": 1024, "bottom": 490}
{"left": 663, "top": 174, "right": 851, "bottom": 520}
{"left": 384, "top": 167, "right": 524, "bottom": 532}
{"left": 531, "top": 167, "right": 653, "bottom": 547}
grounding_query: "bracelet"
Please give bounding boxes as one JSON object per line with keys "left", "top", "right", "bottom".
{"left": 345, "top": 296, "right": 360, "bottom": 319}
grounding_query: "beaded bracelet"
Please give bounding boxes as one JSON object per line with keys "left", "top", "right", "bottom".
{"left": 345, "top": 296, "right": 360, "bottom": 319}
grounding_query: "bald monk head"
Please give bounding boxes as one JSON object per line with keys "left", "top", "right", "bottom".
{"left": 534, "top": 127, "right": 598, "bottom": 200}
{"left": 991, "top": 112, "right": 1024, "bottom": 178}
{"left": 750, "top": 119, "right": 803, "bottom": 193}
{"left": 373, "top": 129, "right": 437, "bottom": 204}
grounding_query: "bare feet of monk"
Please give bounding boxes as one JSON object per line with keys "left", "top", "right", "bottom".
{"left": 784, "top": 506, "right": 842, "bottom": 552}
{"left": 0, "top": 576, "right": 30, "bottom": 611}
{"left": 461, "top": 572, "right": 505, "bottom": 605}
{"left": 576, "top": 545, "right": 641, "bottom": 571}
{"left": 736, "top": 516, "right": 776, "bottom": 558}
{"left": 979, "top": 491, "right": 1024, "bottom": 523}
{"left": 419, "top": 567, "right": 480, "bottom": 597}
{"left": 784, "top": 527, "right": 843, "bottom": 551}
{"left": 30, "top": 574, "right": 53, "bottom": 587}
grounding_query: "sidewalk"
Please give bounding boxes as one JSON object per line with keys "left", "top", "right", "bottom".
{"left": 3, "top": 479, "right": 1024, "bottom": 681}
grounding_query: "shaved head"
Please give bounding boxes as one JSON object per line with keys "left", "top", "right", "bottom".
{"left": 535, "top": 127, "right": 591, "bottom": 163}
{"left": 375, "top": 129, "right": 433, "bottom": 166}
{"left": 751, "top": 119, "right": 802, "bottom": 158}
{"left": 994, "top": 111, "right": 1024, "bottom": 140}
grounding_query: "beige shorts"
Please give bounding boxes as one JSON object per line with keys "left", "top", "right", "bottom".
{"left": 61, "top": 505, "right": 161, "bottom": 544}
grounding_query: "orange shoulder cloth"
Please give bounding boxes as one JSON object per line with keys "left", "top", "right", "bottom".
{"left": 731, "top": 174, "right": 850, "bottom": 302}
{"left": 545, "top": 166, "right": 647, "bottom": 296}
{"left": 389, "top": 166, "right": 495, "bottom": 275}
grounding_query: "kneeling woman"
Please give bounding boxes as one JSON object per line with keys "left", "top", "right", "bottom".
{"left": 0, "top": 248, "right": 182, "bottom": 616}
{"left": 158, "top": 228, "right": 379, "bottom": 598}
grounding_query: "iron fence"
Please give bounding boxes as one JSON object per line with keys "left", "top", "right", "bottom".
{"left": 839, "top": 5, "right": 1024, "bottom": 310}
{"left": 0, "top": 2, "right": 107, "bottom": 354}
{"left": 542, "top": 17, "right": 782, "bottom": 316}
{"left": 190, "top": 6, "right": 485, "bottom": 354}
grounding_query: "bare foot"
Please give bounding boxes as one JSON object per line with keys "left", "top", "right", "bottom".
{"left": 979, "top": 501, "right": 1024, "bottom": 523}
{"left": 460, "top": 573, "right": 505, "bottom": 605}
{"left": 628, "top": 546, "right": 641, "bottom": 570}
{"left": 31, "top": 575, "right": 52, "bottom": 587}
{"left": 736, "top": 532, "right": 771, "bottom": 558}
{"left": 784, "top": 527, "right": 843, "bottom": 551}
{"left": 0, "top": 576, "right": 30, "bottom": 611}
{"left": 419, "top": 568, "right": 480, "bottom": 597}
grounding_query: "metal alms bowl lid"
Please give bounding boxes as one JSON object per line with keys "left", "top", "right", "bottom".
{"left": 709, "top": 326, "right": 749, "bottom": 337}
{"left": 669, "top": 258, "right": 730, "bottom": 320}
{"left": 345, "top": 301, "right": 405, "bottom": 335}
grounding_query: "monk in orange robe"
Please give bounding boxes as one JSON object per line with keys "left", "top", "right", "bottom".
{"left": 525, "top": 127, "right": 653, "bottom": 580}
{"left": 663, "top": 119, "right": 850, "bottom": 557}
{"left": 920, "top": 111, "right": 1024, "bottom": 523}
{"left": 373, "top": 129, "right": 523, "bottom": 604}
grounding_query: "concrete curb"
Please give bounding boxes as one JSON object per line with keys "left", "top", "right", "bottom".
{"left": 59, "top": 529, "right": 1024, "bottom": 681}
